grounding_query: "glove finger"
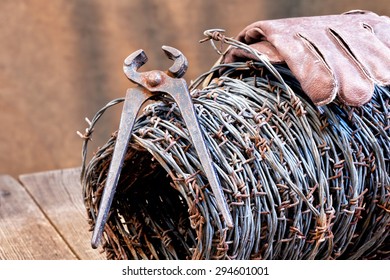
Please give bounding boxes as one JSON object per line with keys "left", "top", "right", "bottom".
{"left": 237, "top": 25, "right": 265, "bottom": 44}
{"left": 329, "top": 24, "right": 390, "bottom": 85}
{"left": 296, "top": 31, "right": 374, "bottom": 106}
{"left": 343, "top": 11, "right": 390, "bottom": 48}
{"left": 223, "top": 24, "right": 284, "bottom": 65}
{"left": 274, "top": 31, "right": 373, "bottom": 106}
{"left": 285, "top": 34, "right": 338, "bottom": 105}
{"left": 328, "top": 52, "right": 374, "bottom": 106}
{"left": 373, "top": 20, "right": 390, "bottom": 48}
{"left": 247, "top": 20, "right": 338, "bottom": 105}
{"left": 344, "top": 11, "right": 390, "bottom": 47}
{"left": 223, "top": 41, "right": 284, "bottom": 64}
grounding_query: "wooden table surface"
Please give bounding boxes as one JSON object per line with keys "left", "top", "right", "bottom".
{"left": 0, "top": 167, "right": 105, "bottom": 260}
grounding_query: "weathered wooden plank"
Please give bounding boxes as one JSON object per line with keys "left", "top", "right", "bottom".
{"left": 0, "top": 175, "right": 76, "bottom": 260}
{"left": 19, "top": 167, "right": 105, "bottom": 260}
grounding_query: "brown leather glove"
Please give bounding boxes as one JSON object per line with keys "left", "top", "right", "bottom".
{"left": 223, "top": 10, "right": 390, "bottom": 106}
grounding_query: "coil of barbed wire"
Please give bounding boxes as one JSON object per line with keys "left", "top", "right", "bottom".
{"left": 80, "top": 30, "right": 389, "bottom": 260}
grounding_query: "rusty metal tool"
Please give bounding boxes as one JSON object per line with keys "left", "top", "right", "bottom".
{"left": 91, "top": 46, "right": 233, "bottom": 249}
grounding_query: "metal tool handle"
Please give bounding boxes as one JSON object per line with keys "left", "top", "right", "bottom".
{"left": 91, "top": 87, "right": 150, "bottom": 248}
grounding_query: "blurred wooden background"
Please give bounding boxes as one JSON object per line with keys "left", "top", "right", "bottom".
{"left": 1, "top": 0, "right": 389, "bottom": 176}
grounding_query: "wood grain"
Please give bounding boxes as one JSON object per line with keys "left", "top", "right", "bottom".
{"left": 0, "top": 175, "right": 76, "bottom": 260}
{"left": 19, "top": 167, "right": 105, "bottom": 260}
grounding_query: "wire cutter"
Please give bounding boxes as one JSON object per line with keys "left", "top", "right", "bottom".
{"left": 91, "top": 46, "right": 233, "bottom": 248}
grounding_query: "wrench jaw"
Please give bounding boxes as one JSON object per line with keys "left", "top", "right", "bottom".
{"left": 123, "top": 49, "right": 148, "bottom": 82}
{"left": 162, "top": 45, "right": 188, "bottom": 78}
{"left": 124, "top": 46, "right": 188, "bottom": 86}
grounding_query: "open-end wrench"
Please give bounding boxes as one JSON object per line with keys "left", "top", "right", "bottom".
{"left": 91, "top": 46, "right": 233, "bottom": 249}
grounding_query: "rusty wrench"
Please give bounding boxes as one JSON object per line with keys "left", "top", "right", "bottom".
{"left": 91, "top": 46, "right": 233, "bottom": 249}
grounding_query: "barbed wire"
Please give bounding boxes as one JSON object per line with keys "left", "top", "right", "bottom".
{"left": 80, "top": 30, "right": 389, "bottom": 260}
